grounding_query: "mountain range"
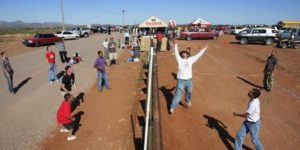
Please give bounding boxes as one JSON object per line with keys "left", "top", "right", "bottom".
{"left": 0, "top": 20, "right": 67, "bottom": 28}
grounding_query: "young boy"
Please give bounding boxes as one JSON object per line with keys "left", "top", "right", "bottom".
{"left": 57, "top": 93, "right": 77, "bottom": 141}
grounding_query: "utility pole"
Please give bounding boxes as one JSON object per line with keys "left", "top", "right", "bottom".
{"left": 60, "top": 0, "right": 65, "bottom": 31}
{"left": 122, "top": 10, "right": 125, "bottom": 29}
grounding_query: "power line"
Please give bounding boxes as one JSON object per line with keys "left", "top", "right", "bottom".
{"left": 81, "top": 0, "right": 118, "bottom": 15}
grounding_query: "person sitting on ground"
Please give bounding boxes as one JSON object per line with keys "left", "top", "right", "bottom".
{"left": 56, "top": 93, "right": 77, "bottom": 141}
{"left": 68, "top": 52, "right": 83, "bottom": 65}
{"left": 127, "top": 37, "right": 141, "bottom": 62}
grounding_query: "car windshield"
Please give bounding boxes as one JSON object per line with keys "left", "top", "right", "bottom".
{"left": 56, "top": 31, "right": 62, "bottom": 34}
{"left": 283, "top": 28, "right": 292, "bottom": 33}
{"left": 241, "top": 29, "right": 250, "bottom": 34}
{"left": 34, "top": 34, "right": 42, "bottom": 38}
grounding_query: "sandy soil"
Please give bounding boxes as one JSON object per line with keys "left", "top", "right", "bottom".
{"left": 39, "top": 48, "right": 141, "bottom": 150}
{"left": 158, "top": 35, "right": 300, "bottom": 150}
{"left": 0, "top": 34, "right": 39, "bottom": 56}
{"left": 8, "top": 34, "right": 299, "bottom": 150}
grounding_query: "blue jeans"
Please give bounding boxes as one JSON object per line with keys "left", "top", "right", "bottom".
{"left": 4, "top": 73, "right": 14, "bottom": 93}
{"left": 235, "top": 120, "right": 264, "bottom": 150}
{"left": 171, "top": 79, "right": 193, "bottom": 109}
{"left": 97, "top": 71, "right": 109, "bottom": 91}
{"left": 48, "top": 63, "right": 58, "bottom": 82}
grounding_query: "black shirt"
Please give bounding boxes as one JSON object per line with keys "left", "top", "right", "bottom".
{"left": 264, "top": 55, "right": 278, "bottom": 72}
{"left": 60, "top": 73, "right": 75, "bottom": 92}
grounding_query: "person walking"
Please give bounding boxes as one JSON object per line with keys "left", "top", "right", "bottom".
{"left": 263, "top": 50, "right": 278, "bottom": 92}
{"left": 108, "top": 37, "right": 118, "bottom": 66}
{"left": 57, "top": 93, "right": 77, "bottom": 141}
{"left": 233, "top": 88, "right": 264, "bottom": 150}
{"left": 156, "top": 31, "right": 163, "bottom": 52}
{"left": 45, "top": 46, "right": 58, "bottom": 84}
{"left": 1, "top": 51, "right": 14, "bottom": 94}
{"left": 169, "top": 42, "right": 208, "bottom": 114}
{"left": 55, "top": 38, "right": 68, "bottom": 63}
{"left": 60, "top": 65, "right": 78, "bottom": 96}
{"left": 94, "top": 51, "right": 110, "bottom": 92}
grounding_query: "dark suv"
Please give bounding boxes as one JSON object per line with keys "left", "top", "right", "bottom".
{"left": 23, "top": 33, "right": 60, "bottom": 47}
{"left": 277, "top": 28, "right": 300, "bottom": 48}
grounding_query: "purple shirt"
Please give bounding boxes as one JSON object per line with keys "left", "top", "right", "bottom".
{"left": 94, "top": 56, "right": 106, "bottom": 72}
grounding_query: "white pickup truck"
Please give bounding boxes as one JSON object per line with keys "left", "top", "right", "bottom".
{"left": 70, "top": 27, "right": 91, "bottom": 37}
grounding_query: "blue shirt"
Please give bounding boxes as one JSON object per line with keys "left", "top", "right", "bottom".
{"left": 94, "top": 56, "right": 106, "bottom": 72}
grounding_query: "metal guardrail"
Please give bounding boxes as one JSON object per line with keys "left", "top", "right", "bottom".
{"left": 143, "top": 47, "right": 163, "bottom": 150}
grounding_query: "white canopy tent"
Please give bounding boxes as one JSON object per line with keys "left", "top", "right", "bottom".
{"left": 189, "top": 18, "right": 212, "bottom": 28}
{"left": 139, "top": 16, "right": 168, "bottom": 28}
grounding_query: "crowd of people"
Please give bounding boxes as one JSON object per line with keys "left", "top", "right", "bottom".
{"left": 1, "top": 28, "right": 278, "bottom": 147}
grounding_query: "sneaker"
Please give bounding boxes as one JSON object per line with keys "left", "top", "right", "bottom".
{"left": 60, "top": 128, "right": 69, "bottom": 133}
{"left": 67, "top": 135, "right": 76, "bottom": 141}
{"left": 49, "top": 81, "right": 53, "bottom": 84}
{"left": 186, "top": 102, "right": 192, "bottom": 107}
{"left": 55, "top": 79, "right": 59, "bottom": 82}
{"left": 169, "top": 108, "right": 174, "bottom": 114}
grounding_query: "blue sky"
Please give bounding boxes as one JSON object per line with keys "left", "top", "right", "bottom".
{"left": 0, "top": 0, "right": 299, "bottom": 25}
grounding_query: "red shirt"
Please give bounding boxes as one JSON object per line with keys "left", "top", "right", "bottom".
{"left": 46, "top": 51, "right": 56, "bottom": 64}
{"left": 57, "top": 100, "right": 72, "bottom": 124}
{"left": 156, "top": 33, "right": 163, "bottom": 42}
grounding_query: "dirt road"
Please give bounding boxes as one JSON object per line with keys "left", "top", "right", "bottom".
{"left": 1, "top": 33, "right": 300, "bottom": 150}
{"left": 0, "top": 33, "right": 125, "bottom": 150}
{"left": 158, "top": 35, "right": 300, "bottom": 150}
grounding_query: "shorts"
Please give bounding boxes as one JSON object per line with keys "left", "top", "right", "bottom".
{"left": 109, "top": 52, "right": 118, "bottom": 60}
{"left": 63, "top": 122, "right": 75, "bottom": 130}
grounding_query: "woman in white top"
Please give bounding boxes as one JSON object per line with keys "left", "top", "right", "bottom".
{"left": 169, "top": 42, "right": 208, "bottom": 114}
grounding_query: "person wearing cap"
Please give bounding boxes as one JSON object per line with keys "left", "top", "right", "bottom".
{"left": 169, "top": 41, "right": 208, "bottom": 114}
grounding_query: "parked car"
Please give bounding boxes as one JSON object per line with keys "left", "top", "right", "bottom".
{"left": 229, "top": 26, "right": 247, "bottom": 35}
{"left": 277, "top": 28, "right": 300, "bottom": 48}
{"left": 235, "top": 28, "right": 277, "bottom": 45}
{"left": 55, "top": 31, "right": 79, "bottom": 40}
{"left": 179, "top": 30, "right": 219, "bottom": 40}
{"left": 22, "top": 33, "right": 60, "bottom": 47}
{"left": 70, "top": 28, "right": 91, "bottom": 37}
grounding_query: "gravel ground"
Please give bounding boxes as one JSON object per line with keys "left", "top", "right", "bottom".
{"left": 0, "top": 33, "right": 123, "bottom": 150}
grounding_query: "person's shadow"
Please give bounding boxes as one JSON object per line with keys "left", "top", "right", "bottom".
{"left": 72, "top": 111, "right": 84, "bottom": 135}
{"left": 71, "top": 92, "right": 85, "bottom": 112}
{"left": 14, "top": 77, "right": 32, "bottom": 93}
{"left": 203, "top": 115, "right": 252, "bottom": 150}
{"left": 159, "top": 86, "right": 175, "bottom": 111}
{"left": 236, "top": 76, "right": 263, "bottom": 89}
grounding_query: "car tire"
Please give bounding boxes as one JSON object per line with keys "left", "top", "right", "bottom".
{"left": 84, "top": 33, "right": 88, "bottom": 37}
{"left": 265, "top": 38, "right": 274, "bottom": 45}
{"left": 281, "top": 42, "right": 288, "bottom": 49}
{"left": 240, "top": 38, "right": 248, "bottom": 44}
{"left": 212, "top": 35, "right": 217, "bottom": 40}
{"left": 186, "top": 36, "right": 192, "bottom": 41}
{"left": 35, "top": 42, "right": 40, "bottom": 47}
{"left": 76, "top": 36, "right": 79, "bottom": 40}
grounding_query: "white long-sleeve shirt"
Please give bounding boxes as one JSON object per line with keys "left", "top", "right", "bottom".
{"left": 174, "top": 44, "right": 207, "bottom": 80}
